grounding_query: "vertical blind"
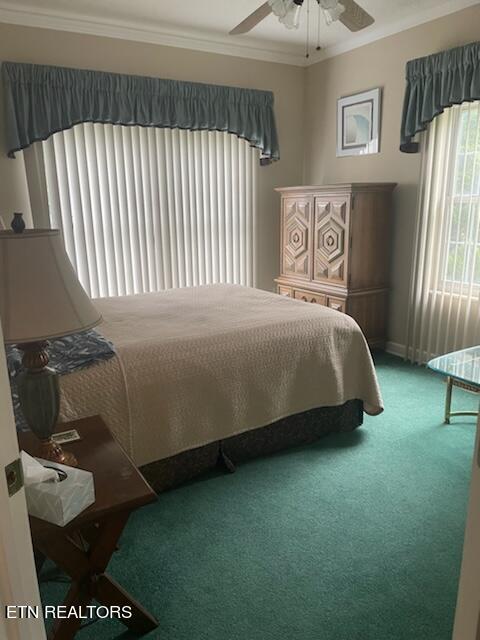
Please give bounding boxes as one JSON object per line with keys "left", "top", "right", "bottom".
{"left": 39, "top": 123, "right": 258, "bottom": 298}
{"left": 406, "top": 101, "right": 480, "bottom": 362}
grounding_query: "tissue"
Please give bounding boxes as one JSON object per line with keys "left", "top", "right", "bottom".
{"left": 21, "top": 454, "right": 95, "bottom": 526}
{"left": 21, "top": 451, "right": 58, "bottom": 485}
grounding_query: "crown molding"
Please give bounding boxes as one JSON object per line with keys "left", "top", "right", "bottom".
{"left": 0, "top": 0, "right": 477, "bottom": 69}
{"left": 0, "top": 4, "right": 308, "bottom": 67}
{"left": 314, "top": 0, "right": 480, "bottom": 64}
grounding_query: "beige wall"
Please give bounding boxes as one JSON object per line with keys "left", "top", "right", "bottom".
{"left": 0, "top": 22, "right": 306, "bottom": 290}
{"left": 303, "top": 4, "right": 480, "bottom": 348}
{"left": 1, "top": 7, "right": 480, "bottom": 340}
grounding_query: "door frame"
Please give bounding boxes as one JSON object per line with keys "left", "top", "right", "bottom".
{"left": 0, "top": 316, "right": 46, "bottom": 639}
{"left": 453, "top": 414, "right": 480, "bottom": 639}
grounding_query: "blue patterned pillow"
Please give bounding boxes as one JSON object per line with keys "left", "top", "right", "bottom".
{"left": 6, "top": 329, "right": 115, "bottom": 431}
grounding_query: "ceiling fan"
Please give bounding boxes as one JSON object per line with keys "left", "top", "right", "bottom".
{"left": 230, "top": 0, "right": 374, "bottom": 36}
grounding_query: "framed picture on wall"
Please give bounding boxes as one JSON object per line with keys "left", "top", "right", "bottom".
{"left": 336, "top": 88, "right": 382, "bottom": 157}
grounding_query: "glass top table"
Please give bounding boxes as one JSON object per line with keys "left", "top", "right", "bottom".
{"left": 428, "top": 346, "right": 480, "bottom": 424}
{"left": 428, "top": 346, "right": 480, "bottom": 387}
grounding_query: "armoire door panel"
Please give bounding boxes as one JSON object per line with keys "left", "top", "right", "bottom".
{"left": 281, "top": 197, "right": 312, "bottom": 280}
{"left": 313, "top": 198, "right": 350, "bottom": 286}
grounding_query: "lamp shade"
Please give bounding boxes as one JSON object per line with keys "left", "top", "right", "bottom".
{"left": 0, "top": 229, "right": 101, "bottom": 344}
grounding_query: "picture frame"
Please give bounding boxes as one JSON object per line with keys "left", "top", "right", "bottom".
{"left": 336, "top": 88, "right": 382, "bottom": 157}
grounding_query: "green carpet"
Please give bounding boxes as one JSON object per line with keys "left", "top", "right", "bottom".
{"left": 40, "top": 353, "right": 478, "bottom": 639}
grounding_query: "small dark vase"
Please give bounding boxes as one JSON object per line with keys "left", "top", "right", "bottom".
{"left": 11, "top": 212, "right": 25, "bottom": 233}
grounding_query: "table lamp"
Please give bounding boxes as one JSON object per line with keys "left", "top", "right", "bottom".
{"left": 0, "top": 224, "right": 101, "bottom": 466}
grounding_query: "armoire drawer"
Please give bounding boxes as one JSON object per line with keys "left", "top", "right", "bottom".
{"left": 277, "top": 286, "right": 293, "bottom": 297}
{"left": 293, "top": 289, "right": 327, "bottom": 306}
{"left": 327, "top": 296, "right": 346, "bottom": 313}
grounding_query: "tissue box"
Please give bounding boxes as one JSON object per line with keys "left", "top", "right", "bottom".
{"left": 25, "top": 458, "right": 95, "bottom": 527}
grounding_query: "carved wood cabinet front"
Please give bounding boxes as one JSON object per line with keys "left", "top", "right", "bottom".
{"left": 275, "top": 183, "right": 396, "bottom": 348}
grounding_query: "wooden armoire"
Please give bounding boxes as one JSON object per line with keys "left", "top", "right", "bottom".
{"left": 275, "top": 183, "right": 396, "bottom": 348}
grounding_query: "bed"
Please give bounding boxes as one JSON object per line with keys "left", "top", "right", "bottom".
{"left": 57, "top": 284, "right": 383, "bottom": 489}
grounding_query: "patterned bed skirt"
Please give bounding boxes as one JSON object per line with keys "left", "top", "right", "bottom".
{"left": 141, "top": 400, "right": 363, "bottom": 492}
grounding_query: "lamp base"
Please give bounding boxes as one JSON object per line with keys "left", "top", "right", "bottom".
{"left": 17, "top": 341, "right": 77, "bottom": 468}
{"left": 39, "top": 438, "right": 78, "bottom": 467}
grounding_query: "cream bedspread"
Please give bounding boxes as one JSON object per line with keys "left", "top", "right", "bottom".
{"left": 59, "top": 285, "right": 383, "bottom": 466}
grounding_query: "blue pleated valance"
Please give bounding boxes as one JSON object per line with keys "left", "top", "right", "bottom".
{"left": 2, "top": 62, "right": 280, "bottom": 164}
{"left": 400, "top": 41, "right": 480, "bottom": 152}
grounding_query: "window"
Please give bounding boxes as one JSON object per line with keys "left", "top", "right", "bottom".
{"left": 444, "top": 103, "right": 480, "bottom": 289}
{"left": 407, "top": 101, "right": 480, "bottom": 362}
{"left": 31, "top": 123, "right": 258, "bottom": 298}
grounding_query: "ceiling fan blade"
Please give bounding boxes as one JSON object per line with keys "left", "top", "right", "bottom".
{"left": 339, "top": 0, "right": 374, "bottom": 32}
{"left": 229, "top": 2, "right": 273, "bottom": 35}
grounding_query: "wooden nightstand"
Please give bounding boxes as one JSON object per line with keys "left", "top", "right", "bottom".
{"left": 18, "top": 415, "right": 159, "bottom": 640}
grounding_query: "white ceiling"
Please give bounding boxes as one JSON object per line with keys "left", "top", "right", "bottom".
{"left": 0, "top": 0, "right": 477, "bottom": 65}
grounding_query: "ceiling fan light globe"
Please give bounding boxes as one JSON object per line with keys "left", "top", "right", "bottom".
{"left": 320, "top": 0, "right": 345, "bottom": 24}
{"left": 268, "top": 0, "right": 302, "bottom": 29}
{"left": 280, "top": 4, "right": 302, "bottom": 29}
{"left": 268, "top": 0, "right": 290, "bottom": 19}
